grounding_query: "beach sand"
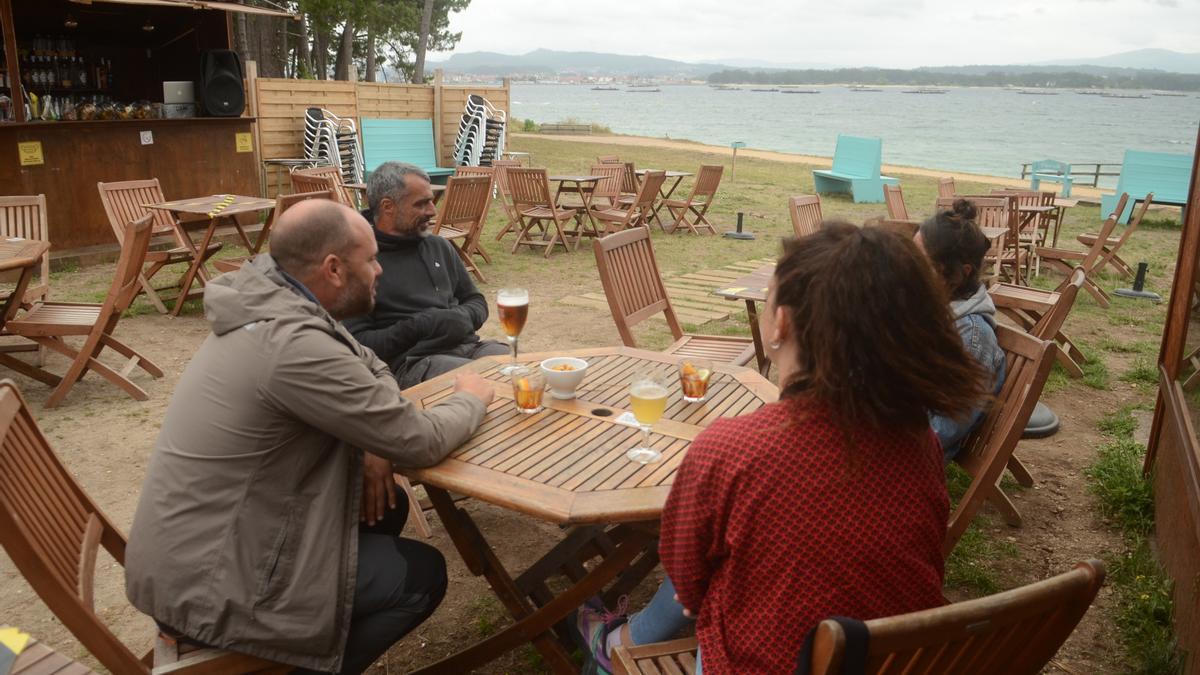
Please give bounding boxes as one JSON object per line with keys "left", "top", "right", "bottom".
{"left": 511, "top": 132, "right": 1108, "bottom": 201}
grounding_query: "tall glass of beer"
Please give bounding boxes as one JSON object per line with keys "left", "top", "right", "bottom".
{"left": 497, "top": 288, "right": 529, "bottom": 375}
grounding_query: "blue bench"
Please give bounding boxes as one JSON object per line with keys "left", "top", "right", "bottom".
{"left": 812, "top": 134, "right": 898, "bottom": 203}
{"left": 1029, "top": 159, "right": 1074, "bottom": 197}
{"left": 1100, "top": 150, "right": 1192, "bottom": 223}
{"left": 360, "top": 118, "right": 456, "bottom": 182}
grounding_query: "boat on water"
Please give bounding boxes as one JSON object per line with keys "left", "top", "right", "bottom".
{"left": 849, "top": 86, "right": 882, "bottom": 92}
{"left": 902, "top": 88, "right": 949, "bottom": 94}
{"left": 1018, "top": 90, "right": 1059, "bottom": 95}
{"left": 780, "top": 89, "right": 820, "bottom": 94}
{"left": 1152, "top": 92, "right": 1188, "bottom": 97}
{"left": 750, "top": 88, "right": 779, "bottom": 92}
{"left": 591, "top": 86, "right": 619, "bottom": 91}
{"left": 1076, "top": 91, "right": 1105, "bottom": 95}
{"left": 626, "top": 88, "right": 661, "bottom": 93}
{"left": 1101, "top": 93, "right": 1150, "bottom": 99}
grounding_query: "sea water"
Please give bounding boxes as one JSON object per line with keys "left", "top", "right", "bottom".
{"left": 511, "top": 84, "right": 1199, "bottom": 186}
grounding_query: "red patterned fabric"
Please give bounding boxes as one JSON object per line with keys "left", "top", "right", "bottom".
{"left": 659, "top": 396, "right": 948, "bottom": 675}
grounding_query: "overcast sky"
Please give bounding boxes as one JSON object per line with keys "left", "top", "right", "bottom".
{"left": 430, "top": 0, "right": 1200, "bottom": 69}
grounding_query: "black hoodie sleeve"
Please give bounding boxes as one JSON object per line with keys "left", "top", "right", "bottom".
{"left": 442, "top": 241, "right": 488, "bottom": 330}
{"left": 344, "top": 312, "right": 437, "bottom": 365}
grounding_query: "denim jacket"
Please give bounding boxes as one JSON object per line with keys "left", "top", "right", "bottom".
{"left": 931, "top": 284, "right": 1007, "bottom": 464}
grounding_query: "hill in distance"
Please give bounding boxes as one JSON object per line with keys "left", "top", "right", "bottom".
{"left": 432, "top": 48, "right": 1200, "bottom": 78}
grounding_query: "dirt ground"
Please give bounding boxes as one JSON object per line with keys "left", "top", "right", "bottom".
{"left": 0, "top": 135, "right": 1174, "bottom": 674}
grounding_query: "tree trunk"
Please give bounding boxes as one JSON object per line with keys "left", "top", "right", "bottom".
{"left": 314, "top": 30, "right": 328, "bottom": 79}
{"left": 297, "top": 13, "right": 312, "bottom": 78}
{"left": 236, "top": 1, "right": 251, "bottom": 59}
{"left": 364, "top": 27, "right": 376, "bottom": 82}
{"left": 333, "top": 21, "right": 355, "bottom": 80}
{"left": 413, "top": 0, "right": 434, "bottom": 83}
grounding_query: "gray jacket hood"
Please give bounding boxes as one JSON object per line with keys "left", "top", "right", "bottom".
{"left": 950, "top": 284, "right": 997, "bottom": 327}
{"left": 204, "top": 255, "right": 326, "bottom": 336}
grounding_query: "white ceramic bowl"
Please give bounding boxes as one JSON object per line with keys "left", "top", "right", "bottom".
{"left": 540, "top": 357, "right": 589, "bottom": 399}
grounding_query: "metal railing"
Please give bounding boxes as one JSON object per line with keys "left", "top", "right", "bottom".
{"left": 1019, "top": 162, "right": 1122, "bottom": 189}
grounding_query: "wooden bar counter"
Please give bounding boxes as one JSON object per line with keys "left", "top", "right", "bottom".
{"left": 1, "top": 117, "right": 259, "bottom": 250}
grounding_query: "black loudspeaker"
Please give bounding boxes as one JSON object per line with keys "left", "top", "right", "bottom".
{"left": 200, "top": 49, "right": 245, "bottom": 117}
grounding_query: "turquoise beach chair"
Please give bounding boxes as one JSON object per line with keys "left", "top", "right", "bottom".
{"left": 360, "top": 118, "right": 456, "bottom": 183}
{"left": 1100, "top": 150, "right": 1192, "bottom": 224}
{"left": 1029, "top": 160, "right": 1073, "bottom": 197}
{"left": 811, "top": 134, "right": 898, "bottom": 203}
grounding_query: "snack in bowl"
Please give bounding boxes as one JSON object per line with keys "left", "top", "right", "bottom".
{"left": 540, "top": 357, "right": 589, "bottom": 399}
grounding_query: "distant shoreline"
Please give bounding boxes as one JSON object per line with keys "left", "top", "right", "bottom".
{"left": 509, "top": 132, "right": 1107, "bottom": 202}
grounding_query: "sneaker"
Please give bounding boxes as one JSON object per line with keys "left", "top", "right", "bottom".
{"left": 574, "top": 596, "right": 630, "bottom": 675}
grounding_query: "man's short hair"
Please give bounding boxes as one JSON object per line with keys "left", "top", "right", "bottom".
{"left": 367, "top": 162, "right": 431, "bottom": 213}
{"left": 270, "top": 200, "right": 360, "bottom": 277}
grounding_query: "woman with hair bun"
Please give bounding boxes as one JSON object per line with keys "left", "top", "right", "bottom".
{"left": 577, "top": 223, "right": 988, "bottom": 675}
{"left": 915, "top": 198, "right": 1007, "bottom": 464}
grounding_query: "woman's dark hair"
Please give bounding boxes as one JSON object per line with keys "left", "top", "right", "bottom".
{"left": 918, "top": 199, "right": 991, "bottom": 300}
{"left": 775, "top": 222, "right": 987, "bottom": 432}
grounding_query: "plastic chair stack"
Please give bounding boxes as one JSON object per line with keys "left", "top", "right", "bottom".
{"left": 453, "top": 95, "right": 506, "bottom": 167}
{"left": 303, "top": 107, "right": 364, "bottom": 184}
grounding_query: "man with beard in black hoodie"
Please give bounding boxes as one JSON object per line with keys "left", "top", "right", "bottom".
{"left": 344, "top": 161, "right": 509, "bottom": 387}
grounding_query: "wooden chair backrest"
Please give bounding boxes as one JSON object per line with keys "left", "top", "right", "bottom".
{"left": 455, "top": 165, "right": 494, "bottom": 181}
{"left": 492, "top": 160, "right": 520, "bottom": 198}
{"left": 789, "top": 195, "right": 823, "bottom": 238}
{"left": 593, "top": 227, "right": 683, "bottom": 344}
{"left": 597, "top": 155, "right": 622, "bottom": 164}
{"left": 809, "top": 560, "right": 1105, "bottom": 675}
{"left": 1031, "top": 268, "right": 1085, "bottom": 340}
{"left": 0, "top": 195, "right": 50, "bottom": 290}
{"left": 937, "top": 176, "right": 956, "bottom": 199}
{"left": 883, "top": 184, "right": 909, "bottom": 221}
{"left": 107, "top": 214, "right": 156, "bottom": 319}
{"left": 96, "top": 179, "right": 177, "bottom": 240}
{"left": 293, "top": 165, "right": 354, "bottom": 205}
{"left": 687, "top": 164, "right": 724, "bottom": 201}
{"left": 946, "top": 325, "right": 1056, "bottom": 554}
{"left": 0, "top": 379, "right": 149, "bottom": 674}
{"left": 622, "top": 161, "right": 641, "bottom": 195}
{"left": 436, "top": 175, "right": 493, "bottom": 233}
{"left": 633, "top": 171, "right": 667, "bottom": 215}
{"left": 589, "top": 164, "right": 625, "bottom": 204}
{"left": 938, "top": 196, "right": 1014, "bottom": 238}
{"left": 506, "top": 168, "right": 554, "bottom": 210}
{"left": 291, "top": 171, "right": 347, "bottom": 206}
{"left": 1078, "top": 203, "right": 1124, "bottom": 274}
{"left": 1100, "top": 192, "right": 1152, "bottom": 267}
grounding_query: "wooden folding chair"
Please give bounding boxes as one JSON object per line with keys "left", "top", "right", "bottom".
{"left": 938, "top": 196, "right": 1025, "bottom": 285}
{"left": 937, "top": 176, "right": 956, "bottom": 199}
{"left": 664, "top": 165, "right": 723, "bottom": 235}
{"left": 0, "top": 195, "right": 50, "bottom": 305}
{"left": 0, "top": 215, "right": 163, "bottom": 408}
{"left": 883, "top": 183, "right": 911, "bottom": 221}
{"left": 946, "top": 326, "right": 1056, "bottom": 552}
{"left": 97, "top": 179, "right": 223, "bottom": 315}
{"left": 993, "top": 189, "right": 1056, "bottom": 277}
{"left": 991, "top": 268, "right": 1090, "bottom": 379}
{"left": 491, "top": 159, "right": 523, "bottom": 241}
{"left": 594, "top": 227, "right": 755, "bottom": 366}
{"left": 211, "top": 190, "right": 336, "bottom": 274}
{"left": 1036, "top": 194, "right": 1133, "bottom": 310}
{"left": 291, "top": 165, "right": 356, "bottom": 207}
{"left": 597, "top": 155, "right": 622, "bottom": 164}
{"left": 454, "top": 165, "right": 494, "bottom": 181}
{"left": 614, "top": 560, "right": 1104, "bottom": 675}
{"left": 1076, "top": 192, "right": 1153, "bottom": 279}
{"left": 433, "top": 175, "right": 494, "bottom": 283}
{"left": 0, "top": 380, "right": 288, "bottom": 674}
{"left": 592, "top": 171, "right": 666, "bottom": 235}
{"left": 507, "top": 168, "right": 577, "bottom": 257}
{"left": 788, "top": 195, "right": 823, "bottom": 238}
{"left": 621, "top": 161, "right": 642, "bottom": 200}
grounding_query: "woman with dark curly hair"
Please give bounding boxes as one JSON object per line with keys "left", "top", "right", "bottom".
{"left": 915, "top": 198, "right": 1007, "bottom": 464}
{"left": 578, "top": 223, "right": 988, "bottom": 675}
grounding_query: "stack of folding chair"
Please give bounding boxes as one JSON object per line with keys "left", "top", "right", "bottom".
{"left": 453, "top": 95, "right": 506, "bottom": 167}
{"left": 303, "top": 107, "right": 364, "bottom": 184}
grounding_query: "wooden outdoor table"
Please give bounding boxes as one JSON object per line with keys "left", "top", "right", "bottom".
{"left": 1049, "top": 197, "right": 1079, "bottom": 248}
{"left": 712, "top": 263, "right": 774, "bottom": 374}
{"left": 401, "top": 347, "right": 777, "bottom": 674}
{"left": 550, "top": 175, "right": 604, "bottom": 246}
{"left": 635, "top": 170, "right": 693, "bottom": 228}
{"left": 9, "top": 638, "right": 100, "bottom": 675}
{"left": 145, "top": 195, "right": 275, "bottom": 316}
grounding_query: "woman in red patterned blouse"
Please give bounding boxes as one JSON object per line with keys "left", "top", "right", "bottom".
{"left": 579, "top": 223, "right": 988, "bottom": 674}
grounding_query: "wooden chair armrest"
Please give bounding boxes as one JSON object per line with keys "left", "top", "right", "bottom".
{"left": 1035, "top": 247, "right": 1085, "bottom": 261}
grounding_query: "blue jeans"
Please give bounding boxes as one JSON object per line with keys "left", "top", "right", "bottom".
{"left": 626, "top": 577, "right": 701, "bottom": 672}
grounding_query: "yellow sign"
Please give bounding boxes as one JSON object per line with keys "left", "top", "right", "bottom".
{"left": 17, "top": 141, "right": 44, "bottom": 166}
{"left": 235, "top": 133, "right": 254, "bottom": 153}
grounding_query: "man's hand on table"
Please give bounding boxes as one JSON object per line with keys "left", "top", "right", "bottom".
{"left": 454, "top": 372, "right": 495, "bottom": 406}
{"left": 361, "top": 452, "right": 397, "bottom": 526}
